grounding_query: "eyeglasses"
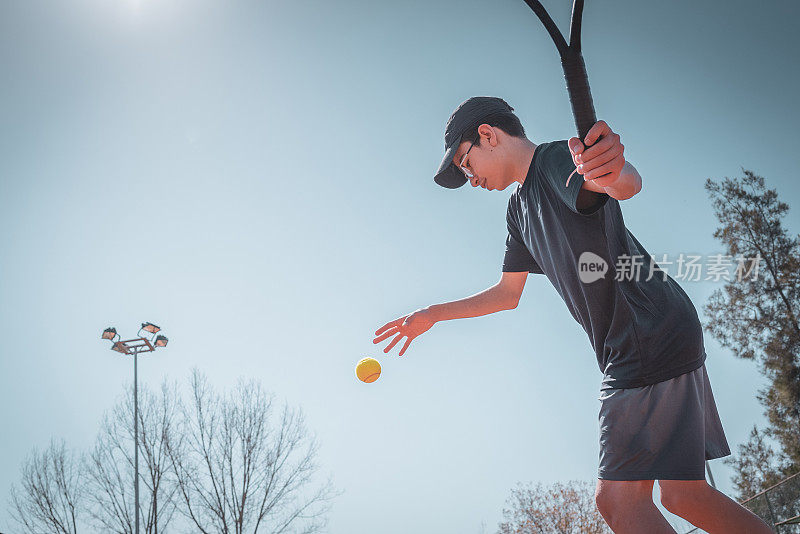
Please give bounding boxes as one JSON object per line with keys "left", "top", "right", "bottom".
{"left": 458, "top": 141, "right": 476, "bottom": 179}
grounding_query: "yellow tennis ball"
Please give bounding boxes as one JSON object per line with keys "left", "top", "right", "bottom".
{"left": 356, "top": 357, "right": 381, "bottom": 383}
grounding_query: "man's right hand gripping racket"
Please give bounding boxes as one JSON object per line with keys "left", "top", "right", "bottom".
{"left": 522, "top": 0, "right": 602, "bottom": 186}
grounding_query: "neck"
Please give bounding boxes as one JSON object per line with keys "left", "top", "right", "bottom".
{"left": 511, "top": 138, "right": 537, "bottom": 186}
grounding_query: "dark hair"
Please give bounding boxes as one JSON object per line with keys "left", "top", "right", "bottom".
{"left": 461, "top": 106, "right": 527, "bottom": 147}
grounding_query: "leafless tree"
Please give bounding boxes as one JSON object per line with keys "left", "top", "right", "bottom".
{"left": 497, "top": 480, "right": 611, "bottom": 534}
{"left": 168, "top": 369, "right": 340, "bottom": 534}
{"left": 8, "top": 438, "right": 84, "bottom": 534}
{"left": 84, "top": 380, "right": 181, "bottom": 533}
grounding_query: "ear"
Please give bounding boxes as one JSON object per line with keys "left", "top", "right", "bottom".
{"left": 477, "top": 124, "right": 497, "bottom": 147}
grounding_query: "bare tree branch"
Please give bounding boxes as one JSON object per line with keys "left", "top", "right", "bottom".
{"left": 84, "top": 379, "right": 181, "bottom": 533}
{"left": 169, "top": 368, "right": 341, "bottom": 534}
{"left": 7, "top": 438, "right": 84, "bottom": 534}
{"left": 497, "top": 480, "right": 610, "bottom": 534}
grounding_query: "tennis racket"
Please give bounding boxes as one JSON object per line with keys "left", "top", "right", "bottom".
{"left": 524, "top": 0, "right": 713, "bottom": 480}
{"left": 522, "top": 0, "right": 602, "bottom": 185}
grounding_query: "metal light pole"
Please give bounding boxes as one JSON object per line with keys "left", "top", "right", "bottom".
{"left": 706, "top": 460, "right": 717, "bottom": 489}
{"left": 101, "top": 323, "right": 169, "bottom": 534}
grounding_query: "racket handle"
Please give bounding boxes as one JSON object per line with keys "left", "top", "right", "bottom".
{"left": 561, "top": 53, "right": 597, "bottom": 146}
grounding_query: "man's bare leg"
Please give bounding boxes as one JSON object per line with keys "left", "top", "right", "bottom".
{"left": 595, "top": 479, "right": 677, "bottom": 534}
{"left": 659, "top": 480, "right": 773, "bottom": 533}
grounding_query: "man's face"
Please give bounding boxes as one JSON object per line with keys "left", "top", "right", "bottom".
{"left": 451, "top": 126, "right": 512, "bottom": 191}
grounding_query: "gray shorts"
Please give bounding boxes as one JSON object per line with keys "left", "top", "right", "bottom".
{"left": 597, "top": 363, "right": 731, "bottom": 481}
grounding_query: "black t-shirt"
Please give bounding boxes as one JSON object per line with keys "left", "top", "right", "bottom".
{"left": 503, "top": 140, "right": 706, "bottom": 390}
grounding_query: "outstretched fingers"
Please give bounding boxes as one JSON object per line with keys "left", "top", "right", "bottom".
{"left": 384, "top": 332, "right": 414, "bottom": 356}
{"left": 373, "top": 325, "right": 400, "bottom": 344}
{"left": 375, "top": 309, "right": 432, "bottom": 355}
{"left": 398, "top": 337, "right": 413, "bottom": 357}
{"left": 374, "top": 317, "right": 403, "bottom": 337}
{"left": 374, "top": 324, "right": 416, "bottom": 355}
{"left": 374, "top": 316, "right": 411, "bottom": 354}
{"left": 383, "top": 332, "right": 406, "bottom": 354}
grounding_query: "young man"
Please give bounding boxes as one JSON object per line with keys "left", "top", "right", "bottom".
{"left": 373, "top": 96, "right": 773, "bottom": 533}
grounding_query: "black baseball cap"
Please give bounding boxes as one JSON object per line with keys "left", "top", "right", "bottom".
{"left": 433, "top": 96, "right": 516, "bottom": 189}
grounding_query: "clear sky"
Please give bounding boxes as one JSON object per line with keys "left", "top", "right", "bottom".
{"left": 1, "top": 0, "right": 799, "bottom": 532}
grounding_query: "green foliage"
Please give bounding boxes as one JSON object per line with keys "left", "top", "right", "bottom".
{"left": 725, "top": 425, "right": 786, "bottom": 501}
{"left": 704, "top": 170, "right": 800, "bottom": 499}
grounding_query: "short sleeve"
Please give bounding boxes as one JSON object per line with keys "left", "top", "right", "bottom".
{"left": 538, "top": 140, "right": 609, "bottom": 216}
{"left": 503, "top": 216, "right": 544, "bottom": 274}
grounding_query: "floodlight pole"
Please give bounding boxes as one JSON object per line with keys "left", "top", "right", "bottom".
{"left": 706, "top": 461, "right": 717, "bottom": 489}
{"left": 101, "top": 324, "right": 168, "bottom": 534}
{"left": 127, "top": 341, "right": 155, "bottom": 534}
{"left": 134, "top": 347, "right": 140, "bottom": 534}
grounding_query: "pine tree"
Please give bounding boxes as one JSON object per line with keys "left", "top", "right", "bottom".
{"left": 704, "top": 170, "right": 800, "bottom": 498}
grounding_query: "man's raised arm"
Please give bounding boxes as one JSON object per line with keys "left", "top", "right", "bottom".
{"left": 569, "top": 120, "right": 643, "bottom": 200}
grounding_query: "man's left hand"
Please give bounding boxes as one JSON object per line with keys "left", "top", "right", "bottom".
{"left": 567, "top": 120, "right": 626, "bottom": 188}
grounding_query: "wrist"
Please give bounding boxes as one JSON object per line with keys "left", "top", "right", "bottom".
{"left": 604, "top": 162, "right": 640, "bottom": 200}
{"left": 422, "top": 305, "right": 440, "bottom": 323}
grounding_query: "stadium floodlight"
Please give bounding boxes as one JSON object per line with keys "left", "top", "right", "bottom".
{"left": 99, "top": 322, "right": 169, "bottom": 534}
{"left": 141, "top": 322, "right": 160, "bottom": 334}
{"left": 102, "top": 327, "right": 117, "bottom": 340}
